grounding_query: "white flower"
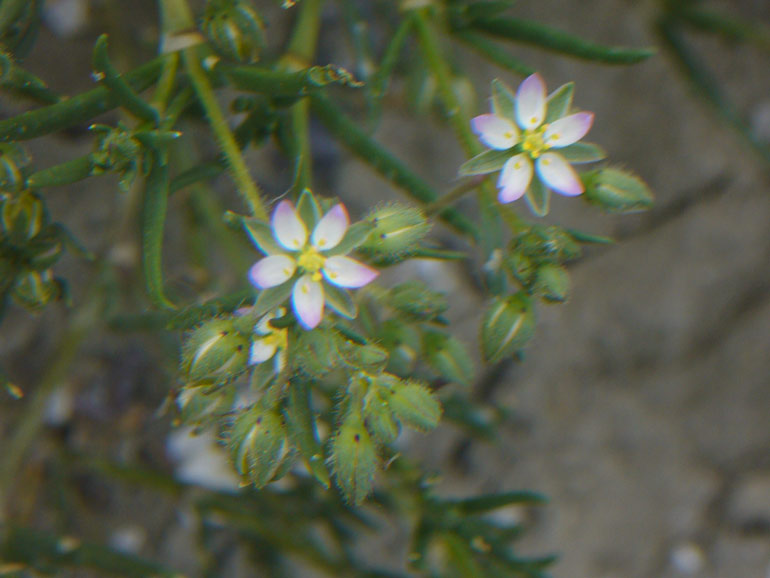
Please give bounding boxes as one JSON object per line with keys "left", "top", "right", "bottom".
{"left": 248, "top": 200, "right": 379, "bottom": 330}
{"left": 471, "top": 73, "right": 594, "bottom": 203}
{"left": 249, "top": 308, "right": 288, "bottom": 373}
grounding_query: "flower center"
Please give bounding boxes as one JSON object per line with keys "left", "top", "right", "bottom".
{"left": 297, "top": 246, "right": 325, "bottom": 281}
{"left": 521, "top": 125, "right": 549, "bottom": 159}
{"left": 262, "top": 326, "right": 288, "bottom": 352}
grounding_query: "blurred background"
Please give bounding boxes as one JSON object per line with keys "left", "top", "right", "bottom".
{"left": 1, "top": 1, "right": 769, "bottom": 577}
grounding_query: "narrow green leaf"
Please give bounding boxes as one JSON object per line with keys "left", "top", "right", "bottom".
{"left": 26, "top": 156, "right": 94, "bottom": 189}
{"left": 368, "top": 14, "right": 415, "bottom": 123}
{"left": 459, "top": 148, "right": 514, "bottom": 176}
{"left": 544, "top": 82, "right": 574, "bottom": 122}
{"left": 324, "top": 283, "right": 357, "bottom": 319}
{"left": 525, "top": 175, "right": 550, "bottom": 217}
{"left": 0, "top": 57, "right": 163, "bottom": 142}
{"left": 92, "top": 35, "right": 159, "bottom": 123}
{"left": 253, "top": 283, "right": 293, "bottom": 317}
{"left": 223, "top": 63, "right": 363, "bottom": 96}
{"left": 169, "top": 158, "right": 226, "bottom": 194}
{"left": 453, "top": 29, "right": 534, "bottom": 76}
{"left": 285, "top": 378, "right": 330, "bottom": 488}
{"left": 556, "top": 141, "right": 606, "bottom": 163}
{"left": 469, "top": 16, "right": 655, "bottom": 64}
{"left": 141, "top": 157, "right": 175, "bottom": 310}
{"left": 566, "top": 228, "right": 614, "bottom": 245}
{"left": 491, "top": 78, "right": 516, "bottom": 120}
{"left": 310, "top": 93, "right": 479, "bottom": 240}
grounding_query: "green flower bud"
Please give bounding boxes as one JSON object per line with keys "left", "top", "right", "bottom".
{"left": 291, "top": 327, "right": 341, "bottom": 378}
{"left": 381, "top": 378, "right": 441, "bottom": 432}
{"left": 229, "top": 407, "right": 289, "bottom": 488}
{"left": 535, "top": 263, "right": 570, "bottom": 303}
{"left": 1, "top": 191, "right": 45, "bottom": 245}
{"left": 388, "top": 281, "right": 448, "bottom": 321}
{"left": 360, "top": 204, "right": 431, "bottom": 259}
{"left": 513, "top": 225, "right": 581, "bottom": 263}
{"left": 505, "top": 251, "right": 537, "bottom": 287}
{"left": 379, "top": 319, "right": 421, "bottom": 376}
{"left": 0, "top": 144, "right": 30, "bottom": 192}
{"left": 331, "top": 410, "right": 377, "bottom": 504}
{"left": 202, "top": 0, "right": 265, "bottom": 64}
{"left": 583, "top": 167, "right": 654, "bottom": 213}
{"left": 12, "top": 269, "right": 61, "bottom": 311}
{"left": 181, "top": 318, "right": 250, "bottom": 386}
{"left": 0, "top": 1, "right": 40, "bottom": 58}
{"left": 423, "top": 331, "right": 474, "bottom": 386}
{"left": 480, "top": 294, "right": 535, "bottom": 363}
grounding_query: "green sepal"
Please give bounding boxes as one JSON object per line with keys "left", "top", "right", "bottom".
{"left": 230, "top": 406, "right": 289, "bottom": 488}
{"left": 379, "top": 319, "right": 421, "bottom": 377}
{"left": 583, "top": 167, "right": 654, "bottom": 213}
{"left": 458, "top": 148, "right": 514, "bottom": 176}
{"left": 535, "top": 263, "right": 570, "bottom": 302}
{"left": 253, "top": 282, "right": 293, "bottom": 317}
{"left": 296, "top": 188, "right": 321, "bottom": 229}
{"left": 241, "top": 217, "right": 284, "bottom": 255}
{"left": 290, "top": 327, "right": 341, "bottom": 377}
{"left": 360, "top": 204, "right": 431, "bottom": 258}
{"left": 383, "top": 379, "right": 442, "bottom": 432}
{"left": 181, "top": 318, "right": 251, "bottom": 386}
{"left": 341, "top": 342, "right": 389, "bottom": 373}
{"left": 480, "top": 294, "right": 536, "bottom": 363}
{"left": 324, "top": 220, "right": 374, "bottom": 256}
{"left": 524, "top": 175, "right": 550, "bottom": 217}
{"left": 490, "top": 78, "right": 516, "bottom": 121}
{"left": 423, "top": 331, "right": 474, "bottom": 386}
{"left": 176, "top": 385, "right": 236, "bottom": 428}
{"left": 331, "top": 410, "right": 378, "bottom": 504}
{"left": 557, "top": 141, "right": 606, "bottom": 164}
{"left": 324, "top": 283, "right": 357, "bottom": 319}
{"left": 285, "top": 378, "right": 330, "bottom": 488}
{"left": 544, "top": 82, "right": 574, "bottom": 123}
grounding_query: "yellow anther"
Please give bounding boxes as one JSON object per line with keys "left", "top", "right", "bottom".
{"left": 297, "top": 246, "right": 325, "bottom": 274}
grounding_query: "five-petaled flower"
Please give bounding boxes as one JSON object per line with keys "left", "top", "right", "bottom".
{"left": 249, "top": 308, "right": 288, "bottom": 373}
{"left": 248, "top": 200, "right": 379, "bottom": 330}
{"left": 471, "top": 73, "right": 594, "bottom": 204}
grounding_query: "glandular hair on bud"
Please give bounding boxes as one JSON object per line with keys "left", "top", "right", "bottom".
{"left": 360, "top": 204, "right": 431, "bottom": 258}
{"left": 1, "top": 191, "right": 45, "bottom": 244}
{"left": 181, "top": 318, "right": 250, "bottom": 386}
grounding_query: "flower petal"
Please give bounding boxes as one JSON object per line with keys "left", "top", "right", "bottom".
{"left": 292, "top": 275, "right": 324, "bottom": 330}
{"left": 250, "top": 338, "right": 277, "bottom": 364}
{"left": 471, "top": 114, "right": 519, "bottom": 150}
{"left": 272, "top": 200, "right": 307, "bottom": 251}
{"left": 497, "top": 154, "right": 533, "bottom": 203}
{"left": 544, "top": 112, "right": 594, "bottom": 148}
{"left": 248, "top": 255, "right": 296, "bottom": 289}
{"left": 515, "top": 73, "right": 547, "bottom": 131}
{"left": 536, "top": 153, "right": 584, "bottom": 197}
{"left": 322, "top": 256, "right": 379, "bottom": 288}
{"left": 311, "top": 204, "right": 349, "bottom": 250}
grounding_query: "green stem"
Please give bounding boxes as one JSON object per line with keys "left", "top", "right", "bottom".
{"left": 183, "top": 47, "right": 268, "bottom": 219}
{"left": 424, "top": 176, "right": 484, "bottom": 215}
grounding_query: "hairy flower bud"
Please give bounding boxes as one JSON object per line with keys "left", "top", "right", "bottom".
{"left": 202, "top": 0, "right": 265, "bottom": 64}
{"left": 360, "top": 204, "right": 431, "bottom": 259}
{"left": 229, "top": 407, "right": 289, "bottom": 488}
{"left": 480, "top": 293, "right": 536, "bottom": 363}
{"left": 12, "top": 270, "right": 61, "bottom": 311}
{"left": 379, "top": 319, "right": 421, "bottom": 376}
{"left": 388, "top": 281, "right": 448, "bottom": 321}
{"left": 331, "top": 410, "right": 377, "bottom": 504}
{"left": 583, "top": 167, "right": 653, "bottom": 213}
{"left": 181, "top": 318, "right": 250, "bottom": 386}
{"left": 380, "top": 377, "right": 441, "bottom": 432}
{"left": 534, "top": 263, "right": 570, "bottom": 302}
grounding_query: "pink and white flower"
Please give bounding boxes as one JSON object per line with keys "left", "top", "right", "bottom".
{"left": 248, "top": 200, "right": 379, "bottom": 330}
{"left": 471, "top": 73, "right": 594, "bottom": 204}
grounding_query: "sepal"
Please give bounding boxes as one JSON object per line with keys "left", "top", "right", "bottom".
{"left": 480, "top": 294, "right": 536, "bottom": 363}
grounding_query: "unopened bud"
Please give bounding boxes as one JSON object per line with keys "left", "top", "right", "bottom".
{"left": 202, "top": 0, "right": 265, "bottom": 64}
{"left": 331, "top": 410, "right": 377, "bottom": 504}
{"left": 0, "top": 144, "right": 30, "bottom": 192}
{"left": 1, "top": 191, "right": 45, "bottom": 245}
{"left": 381, "top": 378, "right": 441, "bottom": 432}
{"left": 360, "top": 204, "right": 431, "bottom": 258}
{"left": 423, "top": 331, "right": 474, "bottom": 386}
{"left": 480, "top": 293, "right": 535, "bottom": 363}
{"left": 342, "top": 343, "right": 389, "bottom": 373}
{"left": 535, "top": 263, "right": 570, "bottom": 303}
{"left": 583, "top": 167, "right": 653, "bottom": 213}
{"left": 388, "top": 281, "right": 448, "bottom": 321}
{"left": 229, "top": 407, "right": 289, "bottom": 488}
{"left": 12, "top": 269, "right": 61, "bottom": 311}
{"left": 181, "top": 318, "right": 250, "bottom": 386}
